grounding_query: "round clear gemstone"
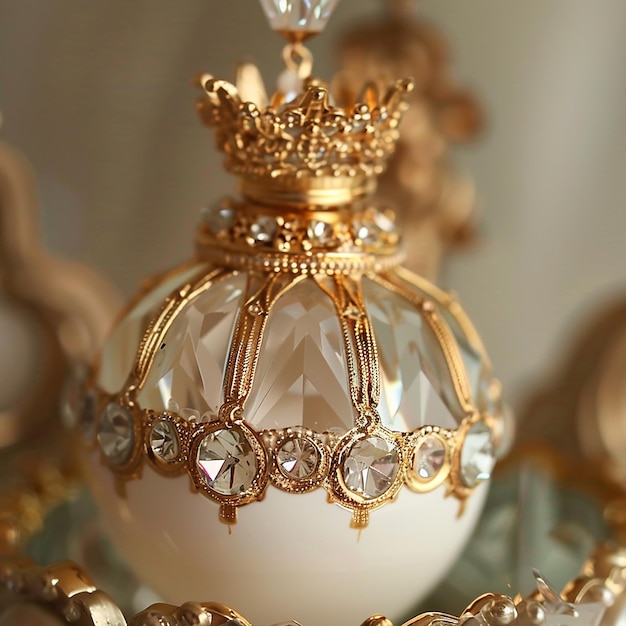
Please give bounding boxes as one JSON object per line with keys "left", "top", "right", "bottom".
{"left": 307, "top": 219, "right": 335, "bottom": 246}
{"left": 150, "top": 420, "right": 180, "bottom": 462}
{"left": 342, "top": 436, "right": 399, "bottom": 499}
{"left": 413, "top": 435, "right": 446, "bottom": 480}
{"left": 353, "top": 221, "right": 380, "bottom": 245}
{"left": 460, "top": 421, "right": 495, "bottom": 488}
{"left": 196, "top": 427, "right": 258, "bottom": 496}
{"left": 277, "top": 437, "right": 320, "bottom": 480}
{"left": 201, "top": 199, "right": 236, "bottom": 234}
{"left": 250, "top": 216, "right": 277, "bottom": 243}
{"left": 373, "top": 210, "right": 397, "bottom": 235}
{"left": 97, "top": 403, "right": 134, "bottom": 466}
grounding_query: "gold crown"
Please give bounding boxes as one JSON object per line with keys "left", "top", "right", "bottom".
{"left": 196, "top": 67, "right": 414, "bottom": 206}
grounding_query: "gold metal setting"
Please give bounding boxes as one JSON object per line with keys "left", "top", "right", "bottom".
{"left": 82, "top": 384, "right": 489, "bottom": 528}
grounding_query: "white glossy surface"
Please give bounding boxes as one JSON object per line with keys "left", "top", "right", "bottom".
{"left": 85, "top": 448, "right": 487, "bottom": 626}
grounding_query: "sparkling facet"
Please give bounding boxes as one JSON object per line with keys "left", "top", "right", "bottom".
{"left": 342, "top": 436, "right": 399, "bottom": 499}
{"left": 353, "top": 221, "right": 380, "bottom": 245}
{"left": 374, "top": 210, "right": 397, "bottom": 235}
{"left": 307, "top": 219, "right": 335, "bottom": 246}
{"left": 413, "top": 435, "right": 446, "bottom": 480}
{"left": 259, "top": 0, "right": 339, "bottom": 35}
{"left": 250, "top": 216, "right": 277, "bottom": 243}
{"left": 277, "top": 437, "right": 319, "bottom": 479}
{"left": 363, "top": 278, "right": 465, "bottom": 432}
{"left": 149, "top": 421, "right": 180, "bottom": 462}
{"left": 460, "top": 421, "right": 496, "bottom": 488}
{"left": 138, "top": 273, "right": 246, "bottom": 418}
{"left": 97, "top": 403, "right": 134, "bottom": 466}
{"left": 196, "top": 427, "right": 258, "bottom": 496}
{"left": 202, "top": 199, "right": 237, "bottom": 234}
{"left": 246, "top": 278, "right": 355, "bottom": 432}
{"left": 402, "top": 274, "right": 497, "bottom": 415}
{"left": 97, "top": 264, "right": 204, "bottom": 394}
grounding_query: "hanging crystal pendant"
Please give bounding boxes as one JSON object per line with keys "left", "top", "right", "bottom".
{"left": 259, "top": 0, "right": 339, "bottom": 40}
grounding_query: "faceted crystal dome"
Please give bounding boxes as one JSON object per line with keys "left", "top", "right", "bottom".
{"left": 97, "top": 270, "right": 486, "bottom": 436}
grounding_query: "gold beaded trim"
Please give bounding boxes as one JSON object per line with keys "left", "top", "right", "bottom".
{"left": 195, "top": 199, "right": 404, "bottom": 275}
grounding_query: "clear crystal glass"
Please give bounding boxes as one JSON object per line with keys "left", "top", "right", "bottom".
{"left": 137, "top": 272, "right": 247, "bottom": 417}
{"left": 259, "top": 0, "right": 339, "bottom": 35}
{"left": 363, "top": 277, "right": 464, "bottom": 431}
{"left": 97, "top": 264, "right": 205, "bottom": 394}
{"left": 246, "top": 278, "right": 355, "bottom": 432}
{"left": 196, "top": 427, "right": 258, "bottom": 495}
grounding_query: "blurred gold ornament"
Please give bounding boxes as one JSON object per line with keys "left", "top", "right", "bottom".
{"left": 336, "top": 0, "right": 483, "bottom": 278}
{"left": 0, "top": 123, "right": 121, "bottom": 449}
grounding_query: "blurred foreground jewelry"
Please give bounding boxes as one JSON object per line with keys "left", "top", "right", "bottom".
{"left": 336, "top": 0, "right": 483, "bottom": 279}
{"left": 0, "top": 121, "right": 122, "bottom": 449}
{"left": 1, "top": 463, "right": 624, "bottom": 625}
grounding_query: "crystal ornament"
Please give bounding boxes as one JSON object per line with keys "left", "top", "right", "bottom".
{"left": 306, "top": 219, "right": 335, "bottom": 246}
{"left": 149, "top": 421, "right": 180, "bottom": 462}
{"left": 342, "top": 436, "right": 400, "bottom": 499}
{"left": 250, "top": 216, "right": 277, "bottom": 244}
{"left": 277, "top": 437, "right": 319, "bottom": 479}
{"left": 196, "top": 427, "right": 258, "bottom": 496}
{"left": 460, "top": 421, "right": 495, "bottom": 488}
{"left": 363, "top": 278, "right": 464, "bottom": 432}
{"left": 97, "top": 403, "right": 134, "bottom": 466}
{"left": 245, "top": 278, "right": 355, "bottom": 432}
{"left": 259, "top": 0, "right": 339, "bottom": 37}
{"left": 202, "top": 200, "right": 237, "bottom": 234}
{"left": 138, "top": 273, "right": 246, "bottom": 418}
{"left": 413, "top": 435, "right": 446, "bottom": 480}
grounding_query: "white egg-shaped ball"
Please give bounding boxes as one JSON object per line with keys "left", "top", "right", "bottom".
{"left": 84, "top": 454, "right": 486, "bottom": 625}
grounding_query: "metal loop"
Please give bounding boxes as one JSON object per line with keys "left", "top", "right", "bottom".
{"left": 282, "top": 42, "right": 313, "bottom": 79}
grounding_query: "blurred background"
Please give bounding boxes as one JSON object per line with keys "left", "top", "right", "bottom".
{"left": 1, "top": 0, "right": 626, "bottom": 412}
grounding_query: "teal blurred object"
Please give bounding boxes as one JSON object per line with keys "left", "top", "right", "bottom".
{"left": 410, "top": 454, "right": 609, "bottom": 619}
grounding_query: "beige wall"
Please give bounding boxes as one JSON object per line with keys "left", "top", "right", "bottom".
{"left": 1, "top": 0, "right": 625, "bottom": 406}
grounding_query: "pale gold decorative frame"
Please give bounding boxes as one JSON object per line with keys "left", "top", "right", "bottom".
{"left": 0, "top": 133, "right": 122, "bottom": 449}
